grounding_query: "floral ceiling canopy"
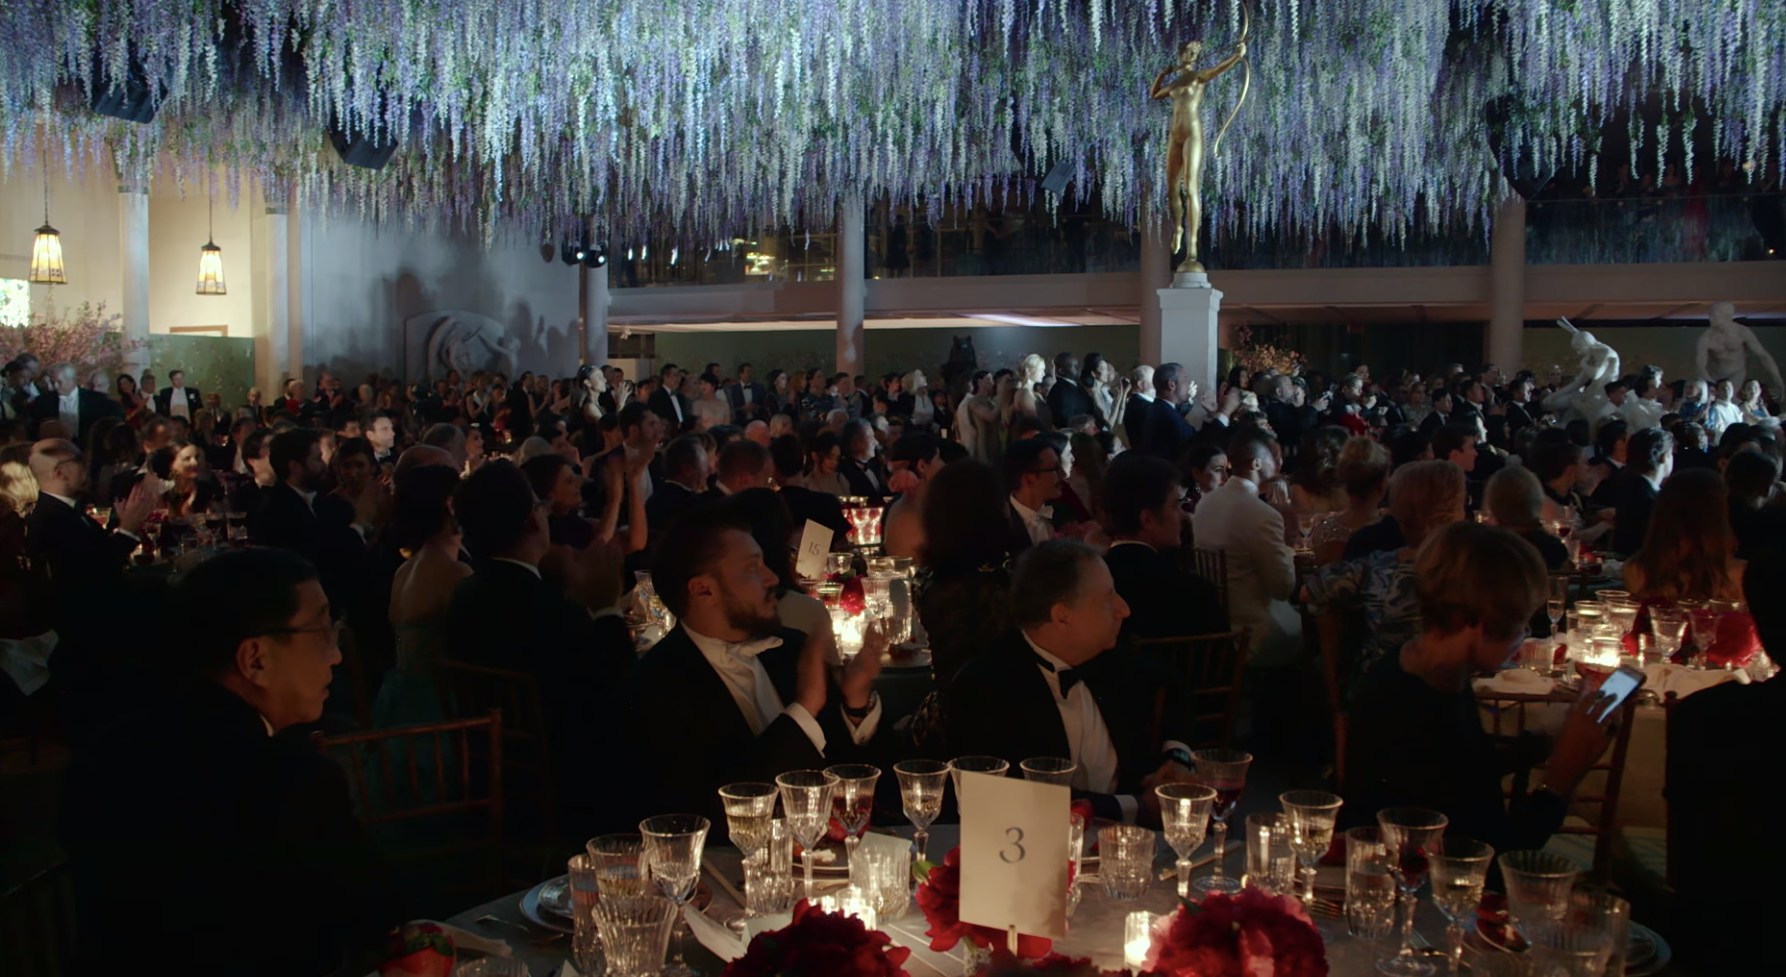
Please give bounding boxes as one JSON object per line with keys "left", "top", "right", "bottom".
{"left": 1, "top": 0, "right": 1780, "bottom": 249}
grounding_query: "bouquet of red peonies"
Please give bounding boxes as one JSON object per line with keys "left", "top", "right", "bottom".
{"left": 1141, "top": 887, "right": 1328, "bottom": 977}
{"left": 723, "top": 898, "right": 912, "bottom": 977}
{"left": 974, "top": 951, "right": 1127, "bottom": 976}
{"left": 915, "top": 848, "right": 1054, "bottom": 959}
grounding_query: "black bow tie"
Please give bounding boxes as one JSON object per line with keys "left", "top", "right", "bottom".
{"left": 1032, "top": 651, "right": 1081, "bottom": 696}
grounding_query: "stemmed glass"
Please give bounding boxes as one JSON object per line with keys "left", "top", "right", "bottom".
{"left": 1156, "top": 784, "right": 1217, "bottom": 899}
{"left": 1545, "top": 576, "right": 1567, "bottom": 638}
{"left": 776, "top": 770, "right": 839, "bottom": 902}
{"left": 640, "top": 815, "right": 710, "bottom": 977}
{"left": 1650, "top": 607, "right": 1687, "bottom": 662}
{"left": 1375, "top": 807, "right": 1449, "bottom": 977}
{"left": 948, "top": 756, "right": 1010, "bottom": 819}
{"left": 1296, "top": 513, "right": 1318, "bottom": 551}
{"left": 1279, "top": 790, "right": 1344, "bottom": 906}
{"left": 1020, "top": 756, "right": 1078, "bottom": 786}
{"left": 1191, "top": 748, "right": 1252, "bottom": 894}
{"left": 587, "top": 833, "right": 650, "bottom": 905}
{"left": 893, "top": 759, "right": 948, "bottom": 863}
{"left": 1428, "top": 838, "right": 1494, "bottom": 975}
{"left": 825, "top": 764, "right": 882, "bottom": 873}
{"left": 717, "top": 783, "right": 779, "bottom": 859}
{"left": 1499, "top": 850, "right": 1580, "bottom": 946}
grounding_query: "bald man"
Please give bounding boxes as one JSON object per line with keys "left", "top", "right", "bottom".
{"left": 420, "top": 423, "right": 467, "bottom": 469}
{"left": 395, "top": 444, "right": 456, "bottom": 474}
{"left": 744, "top": 419, "right": 771, "bottom": 447}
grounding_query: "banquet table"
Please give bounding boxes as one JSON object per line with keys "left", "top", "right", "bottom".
{"left": 448, "top": 826, "right": 1490, "bottom": 977}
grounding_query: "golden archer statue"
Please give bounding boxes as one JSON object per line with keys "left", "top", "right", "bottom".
{"left": 1150, "top": 34, "right": 1249, "bottom": 274}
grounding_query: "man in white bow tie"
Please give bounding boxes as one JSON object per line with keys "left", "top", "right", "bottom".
{"left": 1004, "top": 437, "right": 1063, "bottom": 553}
{"left": 611, "top": 505, "right": 885, "bottom": 829}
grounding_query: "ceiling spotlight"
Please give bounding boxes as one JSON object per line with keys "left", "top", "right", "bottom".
{"left": 582, "top": 245, "right": 608, "bottom": 268}
{"left": 561, "top": 241, "right": 581, "bottom": 266}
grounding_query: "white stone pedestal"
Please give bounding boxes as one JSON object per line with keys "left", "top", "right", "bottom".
{"left": 1158, "top": 272, "right": 1223, "bottom": 396}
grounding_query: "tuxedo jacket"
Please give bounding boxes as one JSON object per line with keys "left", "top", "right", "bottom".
{"left": 154, "top": 386, "right": 203, "bottom": 417}
{"left": 778, "top": 484, "right": 852, "bottom": 542}
{"left": 61, "top": 681, "right": 393, "bottom": 976}
{"left": 648, "top": 387, "right": 688, "bottom": 432}
{"left": 1103, "top": 542, "right": 1228, "bottom": 640}
{"left": 608, "top": 624, "right": 868, "bottom": 830}
{"left": 1046, "top": 381, "right": 1096, "bottom": 428}
{"left": 1139, "top": 397, "right": 1194, "bottom": 462}
{"left": 33, "top": 387, "right": 122, "bottom": 444}
{"left": 252, "top": 483, "right": 366, "bottom": 613}
{"left": 644, "top": 480, "right": 703, "bottom": 535}
{"left": 944, "top": 630, "right": 1164, "bottom": 820}
{"left": 1123, "top": 394, "right": 1152, "bottom": 446}
{"left": 727, "top": 382, "right": 767, "bottom": 422}
{"left": 24, "top": 494, "right": 135, "bottom": 678}
{"left": 840, "top": 456, "right": 886, "bottom": 501}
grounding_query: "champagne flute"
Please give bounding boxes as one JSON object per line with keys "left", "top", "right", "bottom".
{"left": 1428, "top": 838, "right": 1494, "bottom": 975}
{"left": 1279, "top": 790, "right": 1344, "bottom": 906}
{"left": 1190, "top": 748, "right": 1252, "bottom": 894}
{"left": 893, "top": 759, "right": 948, "bottom": 863}
{"left": 1156, "top": 784, "right": 1216, "bottom": 899}
{"left": 1375, "top": 807, "right": 1449, "bottom": 977}
{"left": 640, "top": 815, "right": 709, "bottom": 977}
{"left": 776, "top": 769, "right": 838, "bottom": 902}
{"left": 825, "top": 763, "right": 882, "bottom": 874}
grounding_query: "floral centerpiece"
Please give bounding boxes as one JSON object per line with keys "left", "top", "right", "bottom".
{"left": 722, "top": 898, "right": 911, "bottom": 977}
{"left": 1140, "top": 887, "right": 1328, "bottom": 977}
{"left": 915, "top": 848, "right": 1054, "bottom": 959}
{"left": 973, "top": 952, "right": 1126, "bottom": 977}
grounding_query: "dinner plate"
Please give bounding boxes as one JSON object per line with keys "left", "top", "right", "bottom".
{"left": 522, "top": 876, "right": 716, "bottom": 933}
{"left": 1624, "top": 922, "right": 1672, "bottom": 977}
{"left": 520, "top": 879, "right": 575, "bottom": 934}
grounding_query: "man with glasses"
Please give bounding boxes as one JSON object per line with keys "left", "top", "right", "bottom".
{"left": 1004, "top": 437, "right": 1064, "bottom": 554}
{"left": 61, "top": 547, "right": 395, "bottom": 975}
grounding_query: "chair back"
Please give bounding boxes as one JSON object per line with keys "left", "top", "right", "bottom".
{"left": 1134, "top": 631, "right": 1249, "bottom": 749}
{"left": 312, "top": 710, "right": 505, "bottom": 899}
{"left": 435, "top": 660, "right": 557, "bottom": 840}
{"left": 1310, "top": 599, "right": 1367, "bottom": 792}
{"left": 0, "top": 864, "right": 77, "bottom": 977}
{"left": 1189, "top": 548, "right": 1230, "bottom": 614}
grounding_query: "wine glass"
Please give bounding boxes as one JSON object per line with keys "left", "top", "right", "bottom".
{"left": 1190, "top": 748, "right": 1252, "bottom": 894}
{"left": 640, "top": 815, "right": 710, "bottom": 977}
{"left": 1428, "top": 838, "right": 1494, "bottom": 975}
{"left": 893, "top": 759, "right": 948, "bottom": 863}
{"left": 825, "top": 763, "right": 882, "bottom": 874}
{"left": 717, "top": 783, "right": 778, "bottom": 859}
{"left": 1296, "top": 513, "right": 1318, "bottom": 551}
{"left": 1651, "top": 609, "right": 1688, "bottom": 662}
{"left": 1020, "top": 756, "right": 1078, "bottom": 786}
{"left": 948, "top": 756, "right": 1010, "bottom": 819}
{"left": 1375, "top": 807, "right": 1449, "bottom": 977}
{"left": 1279, "top": 790, "right": 1344, "bottom": 906}
{"left": 776, "top": 769, "right": 838, "bottom": 902}
{"left": 1157, "top": 784, "right": 1217, "bottom": 899}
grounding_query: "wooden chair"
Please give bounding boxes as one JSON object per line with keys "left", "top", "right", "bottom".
{"left": 1310, "top": 599, "right": 1367, "bottom": 792}
{"left": 312, "top": 710, "right": 505, "bottom": 900}
{"left": 0, "top": 863, "right": 78, "bottom": 977}
{"left": 1136, "top": 631, "right": 1249, "bottom": 750}
{"left": 1188, "top": 548, "right": 1230, "bottom": 615}
{"left": 1475, "top": 689, "right": 1640, "bottom": 882}
{"left": 434, "top": 660, "right": 558, "bottom": 842}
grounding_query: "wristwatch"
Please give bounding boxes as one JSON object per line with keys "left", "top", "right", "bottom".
{"left": 1163, "top": 746, "right": 1194, "bottom": 769}
{"left": 843, "top": 692, "right": 879, "bottom": 720}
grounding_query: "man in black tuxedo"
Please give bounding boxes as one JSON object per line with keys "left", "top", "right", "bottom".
{"left": 769, "top": 434, "right": 850, "bottom": 543}
{"left": 839, "top": 420, "right": 887, "bottom": 501}
{"left": 727, "top": 362, "right": 768, "bottom": 424}
{"left": 1123, "top": 365, "right": 1155, "bottom": 448}
{"left": 609, "top": 505, "right": 884, "bottom": 828}
{"left": 649, "top": 362, "right": 689, "bottom": 433}
{"left": 1139, "top": 362, "right": 1196, "bottom": 461}
{"left": 645, "top": 434, "right": 710, "bottom": 536}
{"left": 946, "top": 539, "right": 1195, "bottom": 823}
{"left": 154, "top": 368, "right": 204, "bottom": 422}
{"left": 445, "top": 461, "right": 634, "bottom": 827}
{"left": 61, "top": 547, "right": 395, "bottom": 976}
{"left": 1045, "top": 352, "right": 1095, "bottom": 428}
{"left": 33, "top": 361, "right": 121, "bottom": 445}
{"left": 1100, "top": 453, "right": 1227, "bottom": 638}
{"left": 253, "top": 429, "right": 367, "bottom": 613}
{"left": 1610, "top": 426, "right": 1671, "bottom": 556}
{"left": 1003, "top": 437, "right": 1063, "bottom": 556}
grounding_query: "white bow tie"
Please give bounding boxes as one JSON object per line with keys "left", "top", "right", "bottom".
{"left": 726, "top": 636, "right": 784, "bottom": 659}
{"left": 1033, "top": 506, "right": 1054, "bottom": 522}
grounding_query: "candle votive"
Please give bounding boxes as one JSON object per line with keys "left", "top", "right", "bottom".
{"left": 1124, "top": 911, "right": 1154, "bottom": 971}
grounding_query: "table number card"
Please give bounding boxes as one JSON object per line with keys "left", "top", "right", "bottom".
{"left": 958, "top": 770, "right": 1070, "bottom": 942}
{"left": 794, "top": 519, "right": 834, "bottom": 580}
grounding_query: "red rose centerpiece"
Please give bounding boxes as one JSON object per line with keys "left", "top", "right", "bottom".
{"left": 1142, "top": 886, "right": 1328, "bottom": 977}
{"left": 974, "top": 951, "right": 1127, "bottom": 976}
{"left": 915, "top": 848, "right": 1053, "bottom": 959}
{"left": 723, "top": 898, "right": 911, "bottom": 977}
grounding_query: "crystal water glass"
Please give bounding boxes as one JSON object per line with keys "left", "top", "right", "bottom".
{"left": 1428, "top": 838, "right": 1494, "bottom": 974}
{"left": 567, "top": 854, "right": 604, "bottom": 977}
{"left": 1345, "top": 827, "right": 1397, "bottom": 939}
{"left": 594, "top": 894, "right": 678, "bottom": 977}
{"left": 1067, "top": 813, "right": 1087, "bottom": 915}
{"left": 742, "top": 819, "right": 795, "bottom": 916}
{"left": 1538, "top": 885, "right": 1628, "bottom": 977}
{"left": 718, "top": 783, "right": 778, "bottom": 859}
{"left": 825, "top": 763, "right": 882, "bottom": 872}
{"left": 893, "top": 759, "right": 949, "bottom": 862}
{"left": 1376, "top": 807, "right": 1449, "bottom": 976}
{"left": 1499, "top": 850, "right": 1579, "bottom": 945}
{"left": 640, "top": 814, "right": 710, "bottom": 977}
{"left": 587, "top": 833, "right": 649, "bottom": 907}
{"left": 1191, "top": 748, "right": 1252, "bottom": 894}
{"left": 1099, "top": 824, "right": 1156, "bottom": 901}
{"left": 948, "top": 756, "right": 1010, "bottom": 819}
{"left": 777, "top": 769, "right": 839, "bottom": 902}
{"left": 1280, "top": 790, "right": 1344, "bottom": 905}
{"left": 1020, "top": 756, "right": 1078, "bottom": 786}
{"left": 1651, "top": 609, "right": 1687, "bottom": 660}
{"left": 854, "top": 845, "right": 912, "bottom": 920}
{"left": 862, "top": 576, "right": 893, "bottom": 620}
{"left": 1245, "top": 813, "right": 1298, "bottom": 896}
{"left": 1156, "top": 783, "right": 1216, "bottom": 899}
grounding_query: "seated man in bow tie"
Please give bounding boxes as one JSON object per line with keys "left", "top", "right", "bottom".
{"left": 609, "top": 504, "right": 885, "bottom": 829}
{"left": 946, "top": 538, "right": 1194, "bottom": 825}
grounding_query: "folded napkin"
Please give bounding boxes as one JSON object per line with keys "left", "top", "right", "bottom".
{"left": 1474, "top": 669, "right": 1555, "bottom": 696}
{"left": 683, "top": 903, "right": 748, "bottom": 962}
{"left": 0, "top": 631, "right": 57, "bottom": 696}
{"left": 1641, "top": 663, "right": 1736, "bottom": 701}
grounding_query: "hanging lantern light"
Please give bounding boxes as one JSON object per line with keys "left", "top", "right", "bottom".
{"left": 195, "top": 194, "right": 225, "bottom": 295}
{"left": 28, "top": 176, "right": 65, "bottom": 285}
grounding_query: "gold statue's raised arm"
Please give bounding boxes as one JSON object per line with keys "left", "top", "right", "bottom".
{"left": 1155, "top": 39, "right": 1248, "bottom": 274}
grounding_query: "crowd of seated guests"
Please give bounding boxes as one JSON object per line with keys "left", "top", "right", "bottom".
{"left": 4, "top": 343, "right": 1784, "bottom": 976}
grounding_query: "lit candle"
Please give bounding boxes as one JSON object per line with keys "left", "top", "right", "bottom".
{"left": 1124, "top": 911, "right": 1154, "bottom": 972}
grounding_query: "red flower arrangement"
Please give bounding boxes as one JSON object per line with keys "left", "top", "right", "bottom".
{"left": 974, "top": 951, "right": 1127, "bottom": 977}
{"left": 839, "top": 575, "right": 867, "bottom": 615}
{"left": 915, "top": 848, "right": 1054, "bottom": 959}
{"left": 722, "top": 898, "right": 911, "bottom": 977}
{"left": 1142, "top": 886, "right": 1328, "bottom": 977}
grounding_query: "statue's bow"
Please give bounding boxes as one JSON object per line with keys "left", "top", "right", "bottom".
{"left": 1211, "top": 0, "right": 1253, "bottom": 157}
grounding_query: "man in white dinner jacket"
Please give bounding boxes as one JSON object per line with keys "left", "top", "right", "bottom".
{"left": 1189, "top": 429, "right": 1301, "bottom": 666}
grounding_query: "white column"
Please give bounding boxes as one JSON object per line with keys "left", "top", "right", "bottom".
{"left": 1158, "top": 279, "right": 1224, "bottom": 398}
{"left": 286, "top": 193, "right": 304, "bottom": 383}
{"left": 1138, "top": 197, "right": 1171, "bottom": 367}
{"left": 582, "top": 263, "right": 610, "bottom": 366}
{"left": 1488, "top": 196, "right": 1527, "bottom": 372}
{"left": 266, "top": 203, "right": 291, "bottom": 388}
{"left": 118, "top": 184, "right": 151, "bottom": 374}
{"left": 836, "top": 193, "right": 866, "bottom": 375}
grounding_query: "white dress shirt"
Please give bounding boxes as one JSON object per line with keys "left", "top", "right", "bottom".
{"left": 168, "top": 389, "right": 191, "bottom": 420}
{"left": 685, "top": 624, "right": 881, "bottom": 755}
{"left": 1705, "top": 399, "right": 1744, "bottom": 438}
{"left": 1021, "top": 632, "right": 1135, "bottom": 822}
{"left": 58, "top": 391, "right": 80, "bottom": 433}
{"left": 1010, "top": 496, "right": 1053, "bottom": 546}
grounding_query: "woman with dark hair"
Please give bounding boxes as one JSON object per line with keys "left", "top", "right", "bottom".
{"left": 375, "top": 464, "right": 472, "bottom": 729}
{"left": 322, "top": 436, "right": 382, "bottom": 533}
{"left": 1623, "top": 468, "right": 1746, "bottom": 602}
{"left": 115, "top": 373, "right": 149, "bottom": 428}
{"left": 1290, "top": 425, "right": 1350, "bottom": 513}
{"left": 142, "top": 439, "right": 222, "bottom": 517}
{"left": 766, "top": 369, "right": 794, "bottom": 417}
{"left": 907, "top": 459, "right": 1020, "bottom": 753}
